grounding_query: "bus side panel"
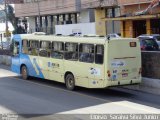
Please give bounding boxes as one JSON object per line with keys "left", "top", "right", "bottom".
{"left": 38, "top": 57, "right": 49, "bottom": 80}
{"left": 11, "top": 56, "right": 21, "bottom": 74}
{"left": 88, "top": 64, "right": 105, "bottom": 88}
{"left": 64, "top": 61, "right": 94, "bottom": 88}
{"left": 20, "top": 54, "right": 45, "bottom": 79}
{"left": 49, "top": 59, "right": 64, "bottom": 83}
{"left": 64, "top": 61, "right": 105, "bottom": 88}
{"left": 88, "top": 45, "right": 107, "bottom": 88}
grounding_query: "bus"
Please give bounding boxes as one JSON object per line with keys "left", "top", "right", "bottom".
{"left": 11, "top": 33, "right": 141, "bottom": 90}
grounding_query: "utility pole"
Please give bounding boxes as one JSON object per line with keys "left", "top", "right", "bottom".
{"left": 4, "top": 0, "right": 9, "bottom": 41}
{"left": 138, "top": 0, "right": 141, "bottom": 10}
{"left": 37, "top": 0, "right": 41, "bottom": 32}
{"left": 0, "top": 34, "right": 3, "bottom": 49}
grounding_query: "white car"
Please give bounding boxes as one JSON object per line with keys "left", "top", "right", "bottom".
{"left": 106, "top": 33, "right": 121, "bottom": 39}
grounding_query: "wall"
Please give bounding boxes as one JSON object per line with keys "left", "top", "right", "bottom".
{"left": 15, "top": 0, "right": 80, "bottom": 17}
{"left": 55, "top": 23, "right": 96, "bottom": 35}
{"left": 122, "top": 20, "right": 133, "bottom": 38}
{"left": 79, "top": 9, "right": 95, "bottom": 23}
{"left": 142, "top": 51, "right": 160, "bottom": 79}
{"left": 107, "top": 21, "right": 121, "bottom": 34}
{"left": 0, "top": 55, "right": 11, "bottom": 66}
{"left": 81, "top": 0, "right": 118, "bottom": 9}
{"left": 95, "top": 8, "right": 106, "bottom": 36}
{"left": 79, "top": 10, "right": 91, "bottom": 23}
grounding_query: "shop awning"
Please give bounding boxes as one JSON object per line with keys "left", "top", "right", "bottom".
{"left": 103, "top": 14, "right": 160, "bottom": 21}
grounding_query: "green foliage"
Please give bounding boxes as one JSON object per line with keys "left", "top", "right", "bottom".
{"left": 6, "top": 4, "right": 18, "bottom": 33}
{"left": 0, "top": 4, "right": 26, "bottom": 34}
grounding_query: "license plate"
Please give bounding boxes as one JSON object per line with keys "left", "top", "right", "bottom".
{"left": 130, "top": 42, "right": 137, "bottom": 47}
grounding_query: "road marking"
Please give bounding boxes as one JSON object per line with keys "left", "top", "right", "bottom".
{"left": 11, "top": 76, "right": 160, "bottom": 113}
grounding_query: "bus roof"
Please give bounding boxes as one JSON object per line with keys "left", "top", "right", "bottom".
{"left": 13, "top": 34, "right": 137, "bottom": 44}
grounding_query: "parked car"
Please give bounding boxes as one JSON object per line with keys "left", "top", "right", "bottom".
{"left": 138, "top": 34, "right": 160, "bottom": 47}
{"left": 138, "top": 38, "right": 159, "bottom": 51}
{"left": 106, "top": 33, "right": 121, "bottom": 39}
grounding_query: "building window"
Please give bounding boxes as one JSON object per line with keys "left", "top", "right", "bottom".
{"left": 106, "top": 8, "right": 120, "bottom": 18}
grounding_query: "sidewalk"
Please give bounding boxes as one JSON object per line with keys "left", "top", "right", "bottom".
{"left": 122, "top": 78, "right": 160, "bottom": 95}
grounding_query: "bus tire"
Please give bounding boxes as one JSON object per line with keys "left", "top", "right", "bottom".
{"left": 65, "top": 74, "right": 75, "bottom": 90}
{"left": 21, "top": 65, "right": 29, "bottom": 80}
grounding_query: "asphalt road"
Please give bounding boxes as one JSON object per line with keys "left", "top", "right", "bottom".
{"left": 0, "top": 64, "right": 160, "bottom": 120}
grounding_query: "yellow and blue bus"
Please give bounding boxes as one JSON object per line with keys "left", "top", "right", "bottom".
{"left": 11, "top": 33, "right": 141, "bottom": 90}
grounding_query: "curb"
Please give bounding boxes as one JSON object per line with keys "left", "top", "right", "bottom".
{"left": 122, "top": 78, "right": 160, "bottom": 95}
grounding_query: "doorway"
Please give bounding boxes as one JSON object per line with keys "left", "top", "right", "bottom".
{"left": 133, "top": 20, "right": 146, "bottom": 37}
{"left": 151, "top": 19, "right": 160, "bottom": 34}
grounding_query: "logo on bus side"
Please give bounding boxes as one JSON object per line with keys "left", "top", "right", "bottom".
{"left": 48, "top": 62, "right": 60, "bottom": 68}
{"left": 111, "top": 60, "right": 126, "bottom": 68}
{"left": 89, "top": 68, "right": 101, "bottom": 76}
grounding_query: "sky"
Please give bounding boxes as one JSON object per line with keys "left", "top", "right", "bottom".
{"left": 0, "top": 22, "right": 14, "bottom": 32}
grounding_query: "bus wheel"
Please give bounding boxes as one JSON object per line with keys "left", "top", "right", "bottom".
{"left": 65, "top": 74, "right": 75, "bottom": 90}
{"left": 21, "top": 66, "right": 28, "bottom": 80}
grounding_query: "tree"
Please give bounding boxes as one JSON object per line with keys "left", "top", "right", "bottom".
{"left": 6, "top": 4, "right": 20, "bottom": 34}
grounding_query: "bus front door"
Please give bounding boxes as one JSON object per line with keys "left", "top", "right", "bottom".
{"left": 11, "top": 40, "right": 21, "bottom": 74}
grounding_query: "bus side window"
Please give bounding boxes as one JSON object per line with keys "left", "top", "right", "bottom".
{"left": 95, "top": 45, "right": 104, "bottom": 64}
{"left": 79, "top": 44, "right": 94, "bottom": 63}
{"left": 51, "top": 42, "right": 64, "bottom": 59}
{"left": 64, "top": 42, "right": 78, "bottom": 61}
{"left": 30, "top": 40, "right": 39, "bottom": 56}
{"left": 39, "top": 41, "right": 51, "bottom": 57}
{"left": 22, "top": 40, "right": 29, "bottom": 54}
{"left": 13, "top": 41, "right": 19, "bottom": 56}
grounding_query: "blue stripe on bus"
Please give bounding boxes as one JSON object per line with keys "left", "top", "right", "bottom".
{"left": 11, "top": 34, "right": 45, "bottom": 79}
{"left": 20, "top": 54, "right": 45, "bottom": 79}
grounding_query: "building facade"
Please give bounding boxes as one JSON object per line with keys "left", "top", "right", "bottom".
{"left": 116, "top": 0, "right": 160, "bottom": 37}
{"left": 81, "top": 0, "right": 120, "bottom": 35}
{"left": 15, "top": 0, "right": 81, "bottom": 34}
{"left": 15, "top": 0, "right": 121, "bottom": 35}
